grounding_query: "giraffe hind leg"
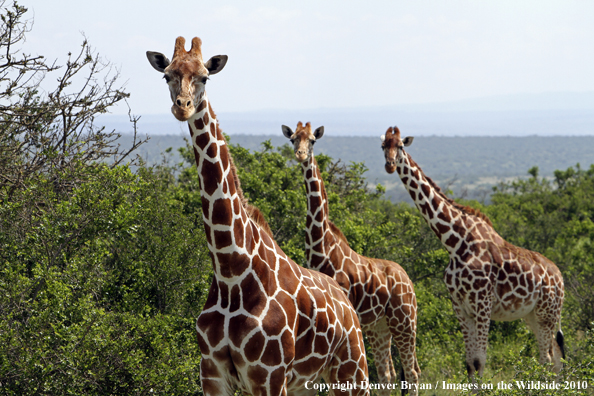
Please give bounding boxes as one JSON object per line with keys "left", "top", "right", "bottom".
{"left": 366, "top": 325, "right": 396, "bottom": 396}
{"left": 524, "top": 311, "right": 563, "bottom": 372}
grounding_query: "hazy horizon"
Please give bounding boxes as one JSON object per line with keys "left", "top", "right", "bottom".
{"left": 100, "top": 91, "right": 594, "bottom": 137}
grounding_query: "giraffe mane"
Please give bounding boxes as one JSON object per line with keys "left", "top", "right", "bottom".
{"left": 408, "top": 156, "right": 493, "bottom": 227}
{"left": 246, "top": 205, "right": 274, "bottom": 238}
{"left": 328, "top": 221, "right": 350, "bottom": 247}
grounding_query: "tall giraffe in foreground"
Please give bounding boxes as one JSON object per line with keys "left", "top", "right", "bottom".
{"left": 283, "top": 122, "right": 420, "bottom": 395}
{"left": 380, "top": 126, "right": 565, "bottom": 377}
{"left": 146, "top": 37, "right": 370, "bottom": 396}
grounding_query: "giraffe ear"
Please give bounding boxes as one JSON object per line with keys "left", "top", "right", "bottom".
{"left": 314, "top": 126, "right": 324, "bottom": 140}
{"left": 380, "top": 135, "right": 386, "bottom": 142}
{"left": 281, "top": 125, "right": 294, "bottom": 139}
{"left": 205, "top": 55, "right": 228, "bottom": 75}
{"left": 402, "top": 136, "right": 414, "bottom": 147}
{"left": 146, "top": 51, "right": 170, "bottom": 73}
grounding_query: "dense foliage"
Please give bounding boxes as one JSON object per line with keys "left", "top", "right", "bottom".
{"left": 1, "top": 2, "right": 592, "bottom": 395}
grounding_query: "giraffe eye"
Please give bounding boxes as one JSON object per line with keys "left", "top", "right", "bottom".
{"left": 163, "top": 74, "right": 171, "bottom": 83}
{"left": 202, "top": 77, "right": 209, "bottom": 84}
{"left": 310, "top": 139, "right": 316, "bottom": 145}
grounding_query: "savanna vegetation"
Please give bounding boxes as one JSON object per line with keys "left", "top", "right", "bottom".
{"left": 1, "top": 2, "right": 592, "bottom": 395}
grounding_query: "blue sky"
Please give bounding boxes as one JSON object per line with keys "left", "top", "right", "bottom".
{"left": 21, "top": 0, "right": 594, "bottom": 116}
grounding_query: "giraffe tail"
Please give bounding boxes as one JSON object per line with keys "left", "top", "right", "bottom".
{"left": 556, "top": 329, "right": 565, "bottom": 359}
{"left": 400, "top": 367, "right": 407, "bottom": 396}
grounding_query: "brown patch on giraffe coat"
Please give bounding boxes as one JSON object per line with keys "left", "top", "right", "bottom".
{"left": 232, "top": 197, "right": 241, "bottom": 215}
{"left": 196, "top": 100, "right": 207, "bottom": 113}
{"left": 247, "top": 364, "right": 269, "bottom": 388}
{"left": 200, "top": 359, "right": 221, "bottom": 380}
{"left": 453, "top": 219, "right": 467, "bottom": 238}
{"left": 197, "top": 310, "right": 226, "bottom": 348}
{"left": 445, "top": 233, "right": 460, "bottom": 248}
{"left": 315, "top": 209, "right": 324, "bottom": 223}
{"left": 263, "top": 300, "right": 286, "bottom": 337}
{"left": 457, "top": 241, "right": 468, "bottom": 257}
{"left": 229, "top": 285, "right": 241, "bottom": 312}
{"left": 210, "top": 122, "right": 216, "bottom": 135}
{"left": 214, "top": 230, "right": 233, "bottom": 249}
{"left": 421, "top": 182, "right": 431, "bottom": 198}
{"left": 194, "top": 131, "right": 209, "bottom": 150}
{"left": 203, "top": 111, "right": 210, "bottom": 125}
{"left": 203, "top": 223, "right": 212, "bottom": 246}
{"left": 277, "top": 261, "right": 299, "bottom": 295}
{"left": 212, "top": 198, "right": 232, "bottom": 226}
{"left": 409, "top": 179, "right": 418, "bottom": 189}
{"left": 261, "top": 339, "right": 282, "bottom": 366}
{"left": 294, "top": 356, "right": 325, "bottom": 376}
{"left": 280, "top": 329, "right": 295, "bottom": 364}
{"left": 435, "top": 222, "right": 450, "bottom": 235}
{"left": 432, "top": 195, "right": 442, "bottom": 211}
{"left": 241, "top": 273, "right": 266, "bottom": 316}
{"left": 244, "top": 331, "right": 266, "bottom": 362}
{"left": 201, "top": 196, "right": 210, "bottom": 219}
{"left": 219, "top": 144, "right": 230, "bottom": 172}
{"left": 314, "top": 334, "right": 330, "bottom": 355}
{"left": 228, "top": 314, "right": 258, "bottom": 347}
{"left": 206, "top": 142, "right": 218, "bottom": 158}
{"left": 269, "top": 367, "right": 286, "bottom": 396}
{"left": 218, "top": 251, "right": 250, "bottom": 277}
{"left": 194, "top": 117, "right": 205, "bottom": 130}
{"left": 419, "top": 202, "right": 434, "bottom": 218}
{"left": 196, "top": 332, "right": 211, "bottom": 355}
{"left": 309, "top": 253, "right": 325, "bottom": 268}
{"left": 309, "top": 180, "right": 320, "bottom": 192}
{"left": 219, "top": 281, "right": 229, "bottom": 309}
{"left": 201, "top": 160, "right": 223, "bottom": 196}
{"left": 295, "top": 326, "right": 315, "bottom": 359}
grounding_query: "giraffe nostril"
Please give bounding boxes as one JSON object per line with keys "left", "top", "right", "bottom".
{"left": 176, "top": 99, "right": 182, "bottom": 106}
{"left": 186, "top": 100, "right": 191, "bottom": 107}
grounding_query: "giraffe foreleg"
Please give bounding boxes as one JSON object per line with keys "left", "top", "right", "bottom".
{"left": 450, "top": 301, "right": 490, "bottom": 378}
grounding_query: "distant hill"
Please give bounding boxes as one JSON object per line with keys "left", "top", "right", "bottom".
{"left": 101, "top": 91, "right": 594, "bottom": 137}
{"left": 120, "top": 133, "right": 594, "bottom": 204}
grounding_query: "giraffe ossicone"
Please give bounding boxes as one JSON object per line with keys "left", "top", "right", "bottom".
{"left": 146, "top": 37, "right": 370, "bottom": 396}
{"left": 283, "top": 121, "right": 420, "bottom": 396}
{"left": 380, "top": 125, "right": 565, "bottom": 378}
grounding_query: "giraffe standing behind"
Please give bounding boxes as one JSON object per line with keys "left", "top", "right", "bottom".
{"left": 283, "top": 122, "right": 420, "bottom": 396}
{"left": 146, "top": 37, "right": 370, "bottom": 396}
{"left": 380, "top": 126, "right": 565, "bottom": 378}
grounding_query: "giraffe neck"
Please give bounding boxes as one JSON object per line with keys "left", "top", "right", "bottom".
{"left": 188, "top": 94, "right": 257, "bottom": 280}
{"left": 302, "top": 155, "right": 336, "bottom": 270}
{"left": 396, "top": 151, "right": 467, "bottom": 255}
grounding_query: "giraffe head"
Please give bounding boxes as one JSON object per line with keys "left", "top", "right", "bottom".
{"left": 380, "top": 126, "right": 414, "bottom": 174}
{"left": 281, "top": 122, "right": 324, "bottom": 163}
{"left": 146, "top": 37, "right": 228, "bottom": 121}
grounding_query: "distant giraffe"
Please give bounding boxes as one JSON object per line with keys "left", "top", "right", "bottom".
{"left": 380, "top": 126, "right": 565, "bottom": 377}
{"left": 146, "top": 37, "right": 370, "bottom": 396}
{"left": 283, "top": 122, "right": 420, "bottom": 395}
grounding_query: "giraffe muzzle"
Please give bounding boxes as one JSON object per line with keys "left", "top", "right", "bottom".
{"left": 171, "top": 97, "right": 196, "bottom": 121}
{"left": 385, "top": 161, "right": 397, "bottom": 174}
